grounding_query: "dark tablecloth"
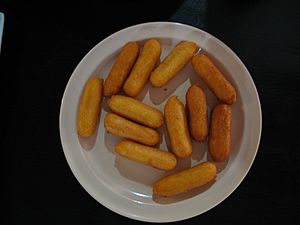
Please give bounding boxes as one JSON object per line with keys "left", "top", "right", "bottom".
{"left": 1, "top": 1, "right": 299, "bottom": 224}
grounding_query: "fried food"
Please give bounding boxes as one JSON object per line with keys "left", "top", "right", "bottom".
{"left": 123, "top": 39, "right": 161, "bottom": 96}
{"left": 153, "top": 162, "right": 217, "bottom": 197}
{"left": 164, "top": 96, "right": 192, "bottom": 158}
{"left": 77, "top": 77, "right": 104, "bottom": 138}
{"left": 209, "top": 104, "right": 232, "bottom": 162}
{"left": 150, "top": 41, "right": 197, "bottom": 87}
{"left": 115, "top": 140, "right": 177, "bottom": 170}
{"left": 104, "top": 113, "right": 159, "bottom": 146}
{"left": 103, "top": 42, "right": 140, "bottom": 96}
{"left": 186, "top": 84, "right": 208, "bottom": 142}
{"left": 107, "top": 95, "right": 163, "bottom": 128}
{"left": 191, "top": 53, "right": 236, "bottom": 104}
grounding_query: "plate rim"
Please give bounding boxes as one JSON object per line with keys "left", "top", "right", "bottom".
{"left": 59, "top": 21, "right": 262, "bottom": 222}
{"left": 0, "top": 12, "right": 4, "bottom": 52}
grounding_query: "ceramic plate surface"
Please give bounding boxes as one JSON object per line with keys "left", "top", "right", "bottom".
{"left": 60, "top": 22, "right": 262, "bottom": 222}
{"left": 0, "top": 12, "right": 4, "bottom": 52}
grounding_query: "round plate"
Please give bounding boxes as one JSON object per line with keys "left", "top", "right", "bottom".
{"left": 59, "top": 22, "right": 262, "bottom": 222}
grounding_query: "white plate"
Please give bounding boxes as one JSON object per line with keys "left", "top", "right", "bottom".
{"left": 0, "top": 12, "right": 4, "bottom": 52}
{"left": 59, "top": 22, "right": 262, "bottom": 222}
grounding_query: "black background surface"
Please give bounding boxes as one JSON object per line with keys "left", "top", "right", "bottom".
{"left": 1, "top": 0, "right": 299, "bottom": 224}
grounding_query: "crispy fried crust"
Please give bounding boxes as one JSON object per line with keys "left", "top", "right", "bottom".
{"left": 150, "top": 41, "right": 197, "bottom": 87}
{"left": 107, "top": 95, "right": 163, "bottom": 128}
{"left": 164, "top": 96, "right": 192, "bottom": 158}
{"left": 186, "top": 84, "right": 208, "bottom": 142}
{"left": 124, "top": 39, "right": 161, "bottom": 96}
{"left": 104, "top": 113, "right": 159, "bottom": 146}
{"left": 104, "top": 42, "right": 140, "bottom": 96}
{"left": 115, "top": 140, "right": 177, "bottom": 170}
{"left": 192, "top": 53, "right": 236, "bottom": 104}
{"left": 209, "top": 104, "right": 232, "bottom": 162}
{"left": 77, "top": 77, "right": 103, "bottom": 137}
{"left": 153, "top": 162, "right": 217, "bottom": 196}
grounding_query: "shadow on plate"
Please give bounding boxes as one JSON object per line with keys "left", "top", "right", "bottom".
{"left": 114, "top": 155, "right": 164, "bottom": 186}
{"left": 102, "top": 96, "right": 111, "bottom": 113}
{"left": 104, "top": 131, "right": 124, "bottom": 154}
{"left": 191, "top": 140, "right": 207, "bottom": 161}
{"left": 166, "top": 157, "right": 192, "bottom": 175}
{"left": 148, "top": 63, "right": 192, "bottom": 105}
{"left": 206, "top": 152, "right": 229, "bottom": 173}
{"left": 156, "top": 124, "right": 171, "bottom": 150}
{"left": 78, "top": 130, "right": 99, "bottom": 151}
{"left": 134, "top": 82, "right": 150, "bottom": 102}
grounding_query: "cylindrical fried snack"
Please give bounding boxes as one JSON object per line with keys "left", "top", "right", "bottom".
{"left": 77, "top": 77, "right": 103, "bottom": 138}
{"left": 124, "top": 39, "right": 161, "bottom": 96}
{"left": 209, "top": 104, "right": 232, "bottom": 162}
{"left": 192, "top": 53, "right": 236, "bottom": 104}
{"left": 150, "top": 41, "right": 197, "bottom": 87}
{"left": 104, "top": 113, "right": 159, "bottom": 146}
{"left": 104, "top": 42, "right": 140, "bottom": 96}
{"left": 186, "top": 84, "right": 208, "bottom": 142}
{"left": 107, "top": 95, "right": 163, "bottom": 128}
{"left": 153, "top": 162, "right": 217, "bottom": 197}
{"left": 115, "top": 140, "right": 177, "bottom": 170}
{"left": 164, "top": 96, "right": 192, "bottom": 158}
